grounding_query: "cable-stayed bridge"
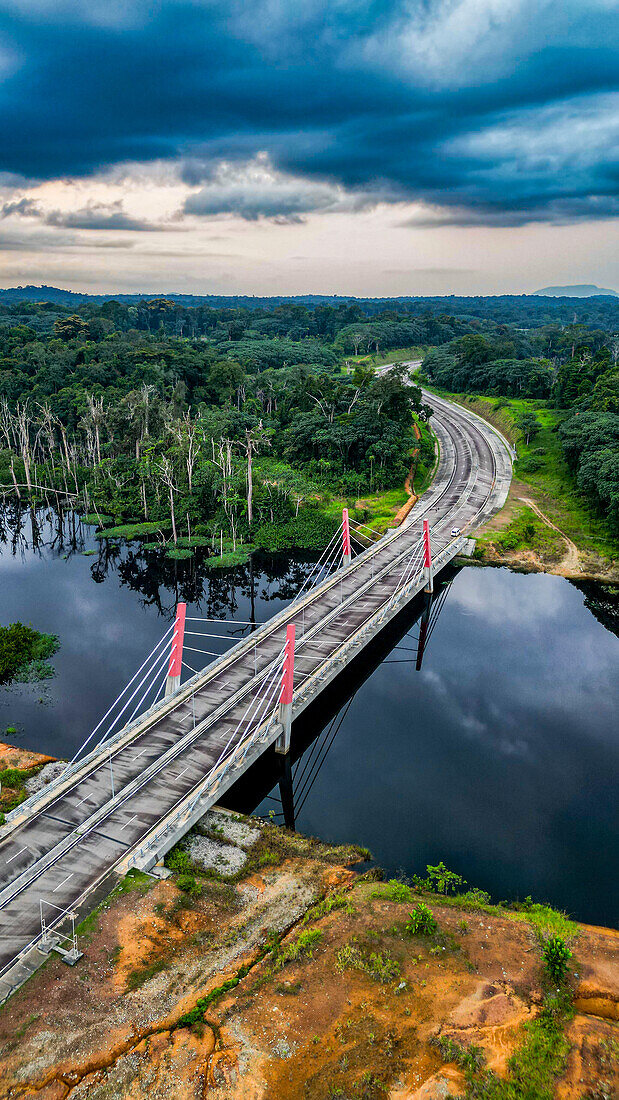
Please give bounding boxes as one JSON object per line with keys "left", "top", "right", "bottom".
{"left": 0, "top": 388, "right": 512, "bottom": 998}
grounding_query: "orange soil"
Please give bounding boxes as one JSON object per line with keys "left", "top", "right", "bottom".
{"left": 0, "top": 853, "right": 616, "bottom": 1100}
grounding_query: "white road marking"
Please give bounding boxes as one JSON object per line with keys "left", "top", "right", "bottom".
{"left": 75, "top": 794, "right": 93, "bottom": 807}
{"left": 53, "top": 873, "right": 73, "bottom": 893}
{"left": 172, "top": 767, "right": 189, "bottom": 781}
{"left": 6, "top": 845, "right": 28, "bottom": 863}
{"left": 132, "top": 747, "right": 148, "bottom": 760}
{"left": 120, "top": 814, "right": 138, "bottom": 831}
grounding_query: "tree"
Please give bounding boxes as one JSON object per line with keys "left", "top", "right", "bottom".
{"left": 156, "top": 455, "right": 179, "bottom": 543}
{"left": 238, "top": 423, "right": 271, "bottom": 528}
{"left": 53, "top": 316, "right": 89, "bottom": 341}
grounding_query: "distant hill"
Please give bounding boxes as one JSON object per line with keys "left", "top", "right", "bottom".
{"left": 534, "top": 284, "right": 618, "bottom": 297}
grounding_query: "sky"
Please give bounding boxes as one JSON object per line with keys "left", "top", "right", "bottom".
{"left": 0, "top": 0, "right": 617, "bottom": 296}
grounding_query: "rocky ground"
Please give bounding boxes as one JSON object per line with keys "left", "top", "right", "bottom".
{"left": 0, "top": 809, "right": 616, "bottom": 1099}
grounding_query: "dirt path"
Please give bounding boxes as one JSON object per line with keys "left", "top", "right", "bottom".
{"left": 519, "top": 496, "right": 580, "bottom": 574}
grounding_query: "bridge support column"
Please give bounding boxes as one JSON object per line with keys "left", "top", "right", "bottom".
{"left": 342, "top": 507, "right": 351, "bottom": 567}
{"left": 279, "top": 753, "right": 296, "bottom": 830}
{"left": 165, "top": 602, "right": 186, "bottom": 697}
{"left": 416, "top": 596, "right": 431, "bottom": 671}
{"left": 275, "top": 623, "right": 295, "bottom": 754}
{"left": 423, "top": 519, "right": 433, "bottom": 595}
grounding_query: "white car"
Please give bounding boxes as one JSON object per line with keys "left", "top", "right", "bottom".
{"left": 450, "top": 527, "right": 461, "bottom": 538}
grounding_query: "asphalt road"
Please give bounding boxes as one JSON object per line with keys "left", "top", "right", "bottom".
{"left": 0, "top": 386, "right": 512, "bottom": 984}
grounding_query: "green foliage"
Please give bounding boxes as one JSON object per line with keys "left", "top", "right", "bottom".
{"left": 253, "top": 509, "right": 338, "bottom": 551}
{"left": 95, "top": 521, "right": 170, "bottom": 540}
{"left": 405, "top": 903, "right": 438, "bottom": 936}
{"left": 0, "top": 622, "right": 59, "bottom": 684}
{"left": 542, "top": 935, "right": 572, "bottom": 982}
{"left": 125, "top": 957, "right": 167, "bottom": 991}
{"left": 204, "top": 547, "right": 252, "bottom": 568}
{"left": 425, "top": 861, "right": 466, "bottom": 895}
{"left": 335, "top": 942, "right": 401, "bottom": 984}
{"left": 303, "top": 893, "right": 353, "bottom": 923}
{"left": 81, "top": 513, "right": 113, "bottom": 526}
{"left": 271, "top": 928, "right": 323, "bottom": 971}
{"left": 511, "top": 898, "right": 578, "bottom": 941}
{"left": 177, "top": 951, "right": 269, "bottom": 1026}
{"left": 489, "top": 506, "right": 564, "bottom": 560}
{"left": 432, "top": 1035, "right": 486, "bottom": 1072}
{"left": 458, "top": 997, "right": 572, "bottom": 1099}
{"left": 165, "top": 546, "right": 194, "bottom": 560}
{"left": 176, "top": 873, "right": 202, "bottom": 896}
{"left": 165, "top": 845, "right": 192, "bottom": 873}
{"left": 370, "top": 880, "right": 414, "bottom": 903}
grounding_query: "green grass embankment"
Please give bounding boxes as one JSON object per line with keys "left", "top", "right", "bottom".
{"left": 424, "top": 385, "right": 618, "bottom": 567}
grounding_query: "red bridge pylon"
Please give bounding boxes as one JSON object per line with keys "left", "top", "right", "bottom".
{"left": 166, "top": 602, "right": 186, "bottom": 696}
{"left": 342, "top": 507, "right": 351, "bottom": 567}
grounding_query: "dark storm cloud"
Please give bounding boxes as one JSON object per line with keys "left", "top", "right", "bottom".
{"left": 44, "top": 202, "right": 159, "bottom": 231}
{"left": 1, "top": 196, "right": 163, "bottom": 230}
{"left": 0, "top": 1, "right": 617, "bottom": 225}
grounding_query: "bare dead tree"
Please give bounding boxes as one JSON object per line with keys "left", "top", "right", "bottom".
{"left": 237, "top": 423, "right": 271, "bottom": 528}
{"left": 156, "top": 455, "right": 179, "bottom": 544}
{"left": 168, "top": 411, "right": 202, "bottom": 494}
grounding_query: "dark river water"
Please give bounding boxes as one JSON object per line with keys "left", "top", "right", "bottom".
{"left": 1, "top": 505, "right": 617, "bottom": 926}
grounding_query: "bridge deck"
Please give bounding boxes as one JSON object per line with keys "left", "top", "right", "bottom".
{"left": 0, "top": 389, "right": 512, "bottom": 988}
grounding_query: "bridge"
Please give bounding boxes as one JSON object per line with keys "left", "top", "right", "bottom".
{"left": 0, "top": 386, "right": 513, "bottom": 999}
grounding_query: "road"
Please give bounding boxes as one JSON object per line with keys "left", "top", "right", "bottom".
{"left": 0, "top": 383, "right": 512, "bottom": 991}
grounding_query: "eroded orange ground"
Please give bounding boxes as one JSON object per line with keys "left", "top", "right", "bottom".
{"left": 0, "top": 840, "right": 616, "bottom": 1100}
{"left": 0, "top": 741, "right": 55, "bottom": 811}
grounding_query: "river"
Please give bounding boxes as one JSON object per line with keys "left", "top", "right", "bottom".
{"left": 0, "top": 504, "right": 617, "bottom": 926}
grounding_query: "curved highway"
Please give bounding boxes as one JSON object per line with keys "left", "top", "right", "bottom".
{"left": 0, "top": 385, "right": 512, "bottom": 996}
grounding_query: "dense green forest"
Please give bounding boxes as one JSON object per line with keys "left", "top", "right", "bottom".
{"left": 421, "top": 324, "right": 619, "bottom": 535}
{"left": 0, "top": 294, "right": 617, "bottom": 556}
{"left": 0, "top": 298, "right": 436, "bottom": 561}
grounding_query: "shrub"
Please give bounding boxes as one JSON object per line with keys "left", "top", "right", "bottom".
{"left": 425, "top": 861, "right": 466, "bottom": 895}
{"left": 272, "top": 928, "right": 323, "bottom": 971}
{"left": 0, "top": 622, "right": 59, "bottom": 684}
{"left": 432, "top": 1034, "right": 486, "bottom": 1072}
{"left": 405, "top": 903, "right": 438, "bottom": 936}
{"left": 165, "top": 846, "right": 192, "bottom": 873}
{"left": 370, "top": 880, "right": 413, "bottom": 903}
{"left": 543, "top": 935, "right": 572, "bottom": 982}
{"left": 335, "top": 943, "right": 401, "bottom": 984}
{"left": 177, "top": 874, "right": 201, "bottom": 896}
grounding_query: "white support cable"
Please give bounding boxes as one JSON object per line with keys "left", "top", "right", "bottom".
{"left": 151, "top": 661, "right": 172, "bottom": 706}
{"left": 393, "top": 543, "right": 424, "bottom": 597}
{"left": 67, "top": 626, "right": 174, "bottom": 766}
{"left": 183, "top": 644, "right": 228, "bottom": 657}
{"left": 182, "top": 659, "right": 201, "bottom": 675}
{"left": 185, "top": 617, "right": 264, "bottom": 626}
{"left": 213, "top": 648, "right": 286, "bottom": 769}
{"left": 94, "top": 645, "right": 172, "bottom": 751}
{"left": 184, "top": 630, "right": 238, "bottom": 640}
{"left": 292, "top": 522, "right": 343, "bottom": 604}
{"left": 390, "top": 543, "right": 425, "bottom": 604}
{"left": 123, "top": 649, "right": 172, "bottom": 728}
{"left": 351, "top": 521, "right": 385, "bottom": 538}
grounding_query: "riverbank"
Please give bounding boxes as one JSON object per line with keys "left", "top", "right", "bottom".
{"left": 423, "top": 386, "right": 619, "bottom": 583}
{"left": 0, "top": 740, "right": 60, "bottom": 821}
{"left": 0, "top": 809, "right": 616, "bottom": 1099}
